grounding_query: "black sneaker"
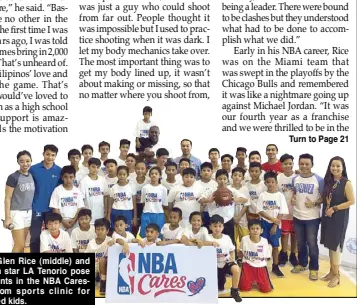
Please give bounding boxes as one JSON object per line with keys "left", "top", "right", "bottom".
{"left": 99, "top": 280, "right": 106, "bottom": 295}
{"left": 289, "top": 253, "right": 298, "bottom": 267}
{"left": 95, "top": 274, "right": 100, "bottom": 282}
{"left": 278, "top": 251, "right": 288, "bottom": 266}
{"left": 231, "top": 288, "right": 242, "bottom": 302}
{"left": 272, "top": 264, "right": 285, "bottom": 277}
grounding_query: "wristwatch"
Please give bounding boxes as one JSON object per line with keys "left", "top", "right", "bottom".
{"left": 332, "top": 206, "right": 339, "bottom": 212}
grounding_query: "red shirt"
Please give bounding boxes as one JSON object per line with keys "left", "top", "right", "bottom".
{"left": 262, "top": 160, "right": 283, "bottom": 174}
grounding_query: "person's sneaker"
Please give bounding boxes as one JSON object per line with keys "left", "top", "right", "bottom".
{"left": 272, "top": 264, "right": 284, "bottom": 277}
{"left": 309, "top": 270, "right": 318, "bottom": 281}
{"left": 289, "top": 253, "right": 298, "bottom": 267}
{"left": 99, "top": 280, "right": 106, "bottom": 295}
{"left": 231, "top": 288, "right": 242, "bottom": 302}
{"left": 291, "top": 265, "right": 307, "bottom": 274}
{"left": 278, "top": 251, "right": 288, "bottom": 266}
{"left": 218, "top": 289, "right": 230, "bottom": 295}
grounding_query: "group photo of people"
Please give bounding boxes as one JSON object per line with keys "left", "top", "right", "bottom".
{"left": 3, "top": 106, "right": 355, "bottom": 302}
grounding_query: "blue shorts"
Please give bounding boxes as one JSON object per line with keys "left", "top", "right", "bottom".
{"left": 261, "top": 219, "right": 281, "bottom": 248}
{"left": 110, "top": 209, "right": 133, "bottom": 231}
{"left": 140, "top": 213, "right": 165, "bottom": 238}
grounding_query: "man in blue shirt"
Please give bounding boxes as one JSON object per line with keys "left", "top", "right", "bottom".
{"left": 29, "top": 144, "right": 62, "bottom": 253}
{"left": 174, "top": 139, "right": 202, "bottom": 179}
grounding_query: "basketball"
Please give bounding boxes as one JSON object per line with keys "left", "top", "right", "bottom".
{"left": 214, "top": 188, "right": 233, "bottom": 206}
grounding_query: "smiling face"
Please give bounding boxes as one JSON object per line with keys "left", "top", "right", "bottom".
{"left": 330, "top": 160, "right": 343, "bottom": 178}
{"left": 82, "top": 149, "right": 93, "bottom": 162}
{"left": 43, "top": 149, "right": 57, "bottom": 166}
{"left": 266, "top": 145, "right": 277, "bottom": 160}
{"left": 299, "top": 158, "right": 313, "bottom": 175}
{"left": 181, "top": 141, "right": 192, "bottom": 156}
{"left": 18, "top": 154, "right": 32, "bottom": 173}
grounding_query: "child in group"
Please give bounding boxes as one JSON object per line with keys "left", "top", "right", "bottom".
{"left": 161, "top": 161, "right": 181, "bottom": 193}
{"left": 71, "top": 208, "right": 96, "bottom": 253}
{"left": 168, "top": 168, "right": 202, "bottom": 228}
{"left": 50, "top": 166, "right": 85, "bottom": 234}
{"left": 256, "top": 171, "right": 289, "bottom": 277}
{"left": 79, "top": 158, "right": 109, "bottom": 225}
{"left": 208, "top": 148, "right": 221, "bottom": 175}
{"left": 40, "top": 212, "right": 72, "bottom": 253}
{"left": 130, "top": 160, "right": 150, "bottom": 232}
{"left": 244, "top": 151, "right": 265, "bottom": 183}
{"left": 140, "top": 167, "right": 168, "bottom": 238}
{"left": 85, "top": 218, "right": 113, "bottom": 295}
{"left": 196, "top": 162, "right": 218, "bottom": 228}
{"left": 117, "top": 139, "right": 131, "bottom": 166}
{"left": 126, "top": 153, "right": 137, "bottom": 181}
{"left": 148, "top": 148, "right": 169, "bottom": 181}
{"left": 67, "top": 149, "right": 83, "bottom": 187}
{"left": 104, "top": 159, "right": 118, "bottom": 189}
{"left": 98, "top": 141, "right": 111, "bottom": 176}
{"left": 199, "top": 169, "right": 247, "bottom": 246}
{"left": 277, "top": 154, "right": 298, "bottom": 266}
{"left": 231, "top": 167, "right": 251, "bottom": 246}
{"left": 137, "top": 223, "right": 161, "bottom": 247}
{"left": 262, "top": 144, "right": 283, "bottom": 174}
{"left": 158, "top": 207, "right": 184, "bottom": 245}
{"left": 108, "top": 166, "right": 137, "bottom": 231}
{"left": 134, "top": 106, "right": 155, "bottom": 150}
{"left": 181, "top": 211, "right": 209, "bottom": 247}
{"left": 246, "top": 162, "right": 267, "bottom": 220}
{"left": 219, "top": 154, "right": 234, "bottom": 183}
{"left": 235, "top": 147, "right": 247, "bottom": 171}
{"left": 204, "top": 214, "right": 242, "bottom": 302}
{"left": 238, "top": 219, "right": 273, "bottom": 293}
{"left": 80, "top": 144, "right": 93, "bottom": 169}
{"left": 111, "top": 215, "right": 136, "bottom": 254}
{"left": 175, "top": 158, "right": 191, "bottom": 184}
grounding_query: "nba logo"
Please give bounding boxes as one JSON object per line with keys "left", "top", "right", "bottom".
{"left": 118, "top": 253, "right": 135, "bottom": 295}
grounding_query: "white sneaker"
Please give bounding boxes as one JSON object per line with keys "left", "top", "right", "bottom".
{"left": 218, "top": 289, "right": 230, "bottom": 295}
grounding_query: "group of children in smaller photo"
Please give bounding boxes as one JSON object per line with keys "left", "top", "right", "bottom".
{"left": 5, "top": 122, "right": 354, "bottom": 302}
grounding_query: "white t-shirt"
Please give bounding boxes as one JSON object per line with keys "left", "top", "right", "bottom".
{"left": 240, "top": 236, "right": 270, "bottom": 268}
{"left": 85, "top": 236, "right": 112, "bottom": 271}
{"left": 74, "top": 167, "right": 88, "bottom": 188}
{"left": 128, "top": 172, "right": 137, "bottom": 183}
{"left": 174, "top": 174, "right": 183, "bottom": 185}
{"left": 131, "top": 178, "right": 150, "bottom": 204}
{"left": 49, "top": 185, "right": 84, "bottom": 219}
{"left": 232, "top": 185, "right": 250, "bottom": 228}
{"left": 116, "top": 158, "right": 126, "bottom": 167}
{"left": 105, "top": 175, "right": 118, "bottom": 189}
{"left": 134, "top": 119, "right": 156, "bottom": 138}
{"left": 141, "top": 184, "right": 168, "bottom": 214}
{"left": 161, "top": 179, "right": 181, "bottom": 193}
{"left": 79, "top": 176, "right": 109, "bottom": 224}
{"left": 142, "top": 237, "right": 161, "bottom": 245}
{"left": 112, "top": 231, "right": 136, "bottom": 243}
{"left": 206, "top": 234, "right": 235, "bottom": 268}
{"left": 161, "top": 224, "right": 184, "bottom": 240}
{"left": 292, "top": 174, "right": 324, "bottom": 220}
{"left": 182, "top": 226, "right": 209, "bottom": 241}
{"left": 109, "top": 183, "right": 136, "bottom": 210}
{"left": 244, "top": 170, "right": 265, "bottom": 185}
{"left": 246, "top": 181, "right": 267, "bottom": 214}
{"left": 167, "top": 184, "right": 202, "bottom": 228}
{"left": 196, "top": 180, "right": 218, "bottom": 212}
{"left": 40, "top": 229, "right": 72, "bottom": 253}
{"left": 99, "top": 159, "right": 108, "bottom": 177}
{"left": 200, "top": 186, "right": 247, "bottom": 223}
{"left": 256, "top": 191, "right": 289, "bottom": 225}
{"left": 70, "top": 225, "right": 96, "bottom": 253}
{"left": 277, "top": 173, "right": 297, "bottom": 220}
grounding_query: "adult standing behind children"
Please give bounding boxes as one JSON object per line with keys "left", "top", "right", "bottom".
{"left": 174, "top": 139, "right": 202, "bottom": 179}
{"left": 320, "top": 156, "right": 355, "bottom": 288}
{"left": 4, "top": 151, "right": 35, "bottom": 252}
{"left": 29, "top": 145, "right": 61, "bottom": 253}
{"left": 262, "top": 144, "right": 283, "bottom": 174}
{"left": 291, "top": 153, "right": 324, "bottom": 281}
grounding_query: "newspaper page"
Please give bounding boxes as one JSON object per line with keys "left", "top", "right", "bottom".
{"left": 0, "top": 0, "right": 356, "bottom": 304}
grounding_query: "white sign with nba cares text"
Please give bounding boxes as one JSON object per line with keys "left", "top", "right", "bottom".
{"left": 106, "top": 244, "right": 218, "bottom": 303}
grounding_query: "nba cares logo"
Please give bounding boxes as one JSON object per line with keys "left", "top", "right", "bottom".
{"left": 117, "top": 252, "right": 207, "bottom": 298}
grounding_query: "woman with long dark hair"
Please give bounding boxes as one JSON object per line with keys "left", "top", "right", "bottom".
{"left": 4, "top": 151, "right": 35, "bottom": 252}
{"left": 320, "top": 156, "right": 355, "bottom": 287}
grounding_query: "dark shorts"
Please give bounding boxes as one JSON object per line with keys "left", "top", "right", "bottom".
{"left": 261, "top": 219, "right": 281, "bottom": 248}
{"left": 217, "top": 262, "right": 237, "bottom": 289}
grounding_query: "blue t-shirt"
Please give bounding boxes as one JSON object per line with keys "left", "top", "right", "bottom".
{"left": 29, "top": 162, "right": 62, "bottom": 213}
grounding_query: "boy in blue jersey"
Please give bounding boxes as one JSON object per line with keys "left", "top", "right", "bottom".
{"left": 29, "top": 144, "right": 62, "bottom": 253}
